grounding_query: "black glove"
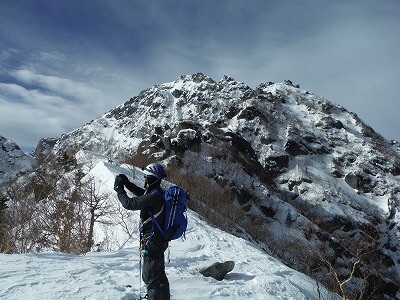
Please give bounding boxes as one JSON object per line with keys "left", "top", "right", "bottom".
{"left": 119, "top": 174, "right": 130, "bottom": 185}
{"left": 114, "top": 175, "right": 125, "bottom": 193}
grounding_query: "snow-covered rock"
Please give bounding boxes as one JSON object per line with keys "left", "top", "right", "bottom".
{"left": 34, "top": 137, "right": 58, "bottom": 161}
{"left": 0, "top": 135, "right": 36, "bottom": 184}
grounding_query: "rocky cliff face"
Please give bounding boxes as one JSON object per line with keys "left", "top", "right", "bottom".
{"left": 34, "top": 137, "right": 59, "bottom": 162}
{"left": 13, "top": 73, "right": 400, "bottom": 298}
{"left": 0, "top": 135, "right": 36, "bottom": 184}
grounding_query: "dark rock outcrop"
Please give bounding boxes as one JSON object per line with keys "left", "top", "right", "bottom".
{"left": 200, "top": 261, "right": 235, "bottom": 281}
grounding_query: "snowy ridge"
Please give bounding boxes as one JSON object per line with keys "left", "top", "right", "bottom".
{"left": 0, "top": 155, "right": 340, "bottom": 299}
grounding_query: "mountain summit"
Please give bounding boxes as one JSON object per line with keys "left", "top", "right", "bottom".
{"left": 4, "top": 73, "right": 400, "bottom": 298}
{"left": 48, "top": 73, "right": 400, "bottom": 298}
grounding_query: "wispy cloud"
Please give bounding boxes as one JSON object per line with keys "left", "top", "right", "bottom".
{"left": 9, "top": 69, "right": 102, "bottom": 103}
{"left": 0, "top": 81, "right": 88, "bottom": 130}
{"left": 0, "top": 51, "right": 139, "bottom": 148}
{"left": 0, "top": 0, "right": 399, "bottom": 149}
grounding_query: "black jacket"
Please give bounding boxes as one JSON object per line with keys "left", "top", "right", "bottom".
{"left": 116, "top": 180, "right": 168, "bottom": 254}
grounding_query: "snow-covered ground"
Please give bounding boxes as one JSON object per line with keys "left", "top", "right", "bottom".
{"left": 0, "top": 156, "right": 340, "bottom": 300}
{"left": 0, "top": 211, "right": 340, "bottom": 300}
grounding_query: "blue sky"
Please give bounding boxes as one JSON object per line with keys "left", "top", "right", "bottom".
{"left": 0, "top": 0, "right": 399, "bottom": 151}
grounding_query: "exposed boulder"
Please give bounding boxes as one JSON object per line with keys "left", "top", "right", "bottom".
{"left": 344, "top": 173, "right": 360, "bottom": 190}
{"left": 284, "top": 139, "right": 310, "bottom": 156}
{"left": 200, "top": 261, "right": 235, "bottom": 281}
{"left": 316, "top": 116, "right": 344, "bottom": 130}
{"left": 264, "top": 155, "right": 289, "bottom": 175}
{"left": 171, "top": 89, "right": 183, "bottom": 98}
{"left": 391, "top": 162, "right": 400, "bottom": 176}
{"left": 172, "top": 129, "right": 202, "bottom": 152}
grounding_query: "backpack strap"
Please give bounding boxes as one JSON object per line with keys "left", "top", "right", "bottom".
{"left": 148, "top": 207, "right": 166, "bottom": 239}
{"left": 141, "top": 203, "right": 164, "bottom": 228}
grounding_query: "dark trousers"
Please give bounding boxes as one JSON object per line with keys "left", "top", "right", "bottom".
{"left": 142, "top": 254, "right": 170, "bottom": 300}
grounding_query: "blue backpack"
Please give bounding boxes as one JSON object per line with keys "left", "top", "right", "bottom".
{"left": 150, "top": 186, "right": 188, "bottom": 241}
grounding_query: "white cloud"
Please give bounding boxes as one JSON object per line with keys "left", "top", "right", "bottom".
{"left": 0, "top": 76, "right": 107, "bottom": 148}
{"left": 9, "top": 69, "right": 102, "bottom": 103}
{"left": 0, "top": 0, "right": 399, "bottom": 148}
{"left": 0, "top": 50, "right": 153, "bottom": 149}
{"left": 0, "top": 82, "right": 87, "bottom": 127}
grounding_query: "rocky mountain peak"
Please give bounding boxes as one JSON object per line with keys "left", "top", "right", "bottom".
{"left": 0, "top": 135, "right": 36, "bottom": 184}
{"left": 5, "top": 73, "right": 399, "bottom": 298}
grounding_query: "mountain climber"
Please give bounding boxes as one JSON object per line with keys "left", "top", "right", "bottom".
{"left": 114, "top": 163, "right": 169, "bottom": 300}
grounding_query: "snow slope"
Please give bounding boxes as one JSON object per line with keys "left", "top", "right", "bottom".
{"left": 0, "top": 214, "right": 340, "bottom": 300}
{"left": 0, "top": 155, "right": 339, "bottom": 300}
